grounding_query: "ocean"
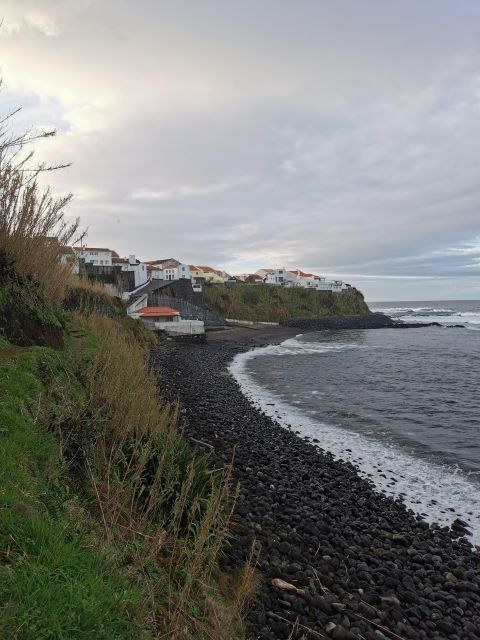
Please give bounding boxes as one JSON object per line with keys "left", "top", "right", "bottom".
{"left": 230, "top": 300, "right": 480, "bottom": 543}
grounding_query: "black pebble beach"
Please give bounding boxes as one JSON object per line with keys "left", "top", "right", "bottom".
{"left": 152, "top": 321, "right": 480, "bottom": 640}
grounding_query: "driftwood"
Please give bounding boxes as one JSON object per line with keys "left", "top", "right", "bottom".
{"left": 271, "top": 578, "right": 305, "bottom": 596}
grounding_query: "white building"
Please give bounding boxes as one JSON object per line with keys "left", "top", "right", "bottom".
{"left": 73, "top": 247, "right": 117, "bottom": 266}
{"left": 289, "top": 269, "right": 316, "bottom": 287}
{"left": 132, "top": 306, "right": 205, "bottom": 336}
{"left": 146, "top": 259, "right": 191, "bottom": 281}
{"left": 255, "top": 268, "right": 274, "bottom": 279}
{"left": 112, "top": 254, "right": 148, "bottom": 288}
{"left": 264, "top": 268, "right": 294, "bottom": 287}
{"left": 147, "top": 265, "right": 164, "bottom": 280}
{"left": 331, "top": 280, "right": 343, "bottom": 293}
{"left": 58, "top": 246, "right": 79, "bottom": 274}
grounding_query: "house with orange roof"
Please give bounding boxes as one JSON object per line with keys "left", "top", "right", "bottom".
{"left": 191, "top": 266, "right": 224, "bottom": 284}
{"left": 290, "top": 269, "right": 319, "bottom": 288}
{"left": 255, "top": 268, "right": 274, "bottom": 279}
{"left": 245, "top": 273, "right": 264, "bottom": 284}
{"left": 132, "top": 305, "right": 205, "bottom": 336}
{"left": 135, "top": 306, "right": 180, "bottom": 322}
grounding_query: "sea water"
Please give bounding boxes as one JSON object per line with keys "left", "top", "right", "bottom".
{"left": 229, "top": 301, "right": 480, "bottom": 544}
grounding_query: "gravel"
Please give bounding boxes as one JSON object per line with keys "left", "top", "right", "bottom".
{"left": 152, "top": 327, "right": 480, "bottom": 640}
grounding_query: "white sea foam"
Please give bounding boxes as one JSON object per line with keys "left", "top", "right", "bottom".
{"left": 371, "top": 305, "right": 480, "bottom": 330}
{"left": 248, "top": 336, "right": 365, "bottom": 357}
{"left": 229, "top": 342, "right": 480, "bottom": 545}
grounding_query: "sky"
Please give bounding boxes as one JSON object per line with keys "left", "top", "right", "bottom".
{"left": 1, "top": 0, "right": 480, "bottom": 300}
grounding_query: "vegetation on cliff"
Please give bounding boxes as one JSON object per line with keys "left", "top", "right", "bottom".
{"left": 201, "top": 282, "right": 370, "bottom": 322}
{"left": 0, "top": 107, "right": 249, "bottom": 638}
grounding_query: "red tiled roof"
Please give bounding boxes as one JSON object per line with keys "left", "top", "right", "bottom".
{"left": 136, "top": 306, "right": 180, "bottom": 318}
{"left": 196, "top": 266, "right": 215, "bottom": 272}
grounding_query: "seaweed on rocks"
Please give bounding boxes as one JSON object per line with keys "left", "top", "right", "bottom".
{"left": 152, "top": 337, "right": 480, "bottom": 640}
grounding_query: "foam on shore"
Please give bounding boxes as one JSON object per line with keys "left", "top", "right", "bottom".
{"left": 229, "top": 339, "right": 480, "bottom": 545}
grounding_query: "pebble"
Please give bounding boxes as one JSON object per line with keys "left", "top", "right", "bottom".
{"left": 152, "top": 337, "right": 480, "bottom": 640}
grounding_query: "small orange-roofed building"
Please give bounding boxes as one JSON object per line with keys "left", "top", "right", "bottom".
{"left": 135, "top": 306, "right": 180, "bottom": 322}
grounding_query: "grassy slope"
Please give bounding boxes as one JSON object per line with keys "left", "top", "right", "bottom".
{"left": 201, "top": 283, "right": 370, "bottom": 322}
{"left": 0, "top": 343, "right": 147, "bottom": 639}
{"left": 0, "top": 298, "right": 246, "bottom": 639}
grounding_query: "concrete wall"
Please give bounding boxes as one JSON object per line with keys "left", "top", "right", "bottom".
{"left": 155, "top": 319, "right": 205, "bottom": 335}
{"left": 80, "top": 263, "right": 135, "bottom": 295}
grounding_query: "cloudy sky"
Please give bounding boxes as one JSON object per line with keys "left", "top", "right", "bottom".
{"left": 1, "top": 0, "right": 480, "bottom": 300}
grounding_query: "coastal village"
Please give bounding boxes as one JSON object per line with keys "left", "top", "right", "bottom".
{"left": 58, "top": 242, "right": 354, "bottom": 336}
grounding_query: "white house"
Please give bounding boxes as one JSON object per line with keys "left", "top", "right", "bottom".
{"left": 112, "top": 254, "right": 148, "bottom": 288}
{"left": 133, "top": 306, "right": 205, "bottom": 336}
{"left": 264, "top": 268, "right": 294, "bottom": 287}
{"left": 146, "top": 259, "right": 191, "bottom": 281}
{"left": 254, "top": 266, "right": 346, "bottom": 292}
{"left": 147, "top": 265, "right": 164, "bottom": 280}
{"left": 73, "top": 247, "right": 117, "bottom": 266}
{"left": 289, "top": 269, "right": 316, "bottom": 287}
{"left": 255, "top": 268, "right": 274, "bottom": 279}
{"left": 331, "top": 280, "right": 343, "bottom": 293}
{"left": 58, "top": 246, "right": 79, "bottom": 274}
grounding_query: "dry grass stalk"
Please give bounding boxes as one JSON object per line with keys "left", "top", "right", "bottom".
{"left": 70, "top": 314, "right": 241, "bottom": 636}
{"left": 0, "top": 107, "right": 84, "bottom": 303}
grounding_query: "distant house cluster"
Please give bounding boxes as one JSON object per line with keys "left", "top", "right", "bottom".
{"left": 236, "top": 268, "right": 352, "bottom": 292}
{"left": 57, "top": 245, "right": 352, "bottom": 295}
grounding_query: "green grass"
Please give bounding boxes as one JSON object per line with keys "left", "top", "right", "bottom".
{"left": 201, "top": 282, "right": 370, "bottom": 322}
{"left": 0, "top": 348, "right": 149, "bottom": 640}
{"left": 0, "top": 318, "right": 247, "bottom": 640}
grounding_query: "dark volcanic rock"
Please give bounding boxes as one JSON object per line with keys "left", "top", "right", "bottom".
{"left": 282, "top": 312, "right": 446, "bottom": 331}
{"left": 151, "top": 335, "right": 480, "bottom": 640}
{"left": 282, "top": 312, "right": 395, "bottom": 330}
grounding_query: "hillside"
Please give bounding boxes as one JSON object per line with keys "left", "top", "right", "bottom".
{"left": 201, "top": 282, "right": 370, "bottom": 322}
{"left": 0, "top": 115, "right": 249, "bottom": 638}
{"left": 0, "top": 261, "right": 251, "bottom": 639}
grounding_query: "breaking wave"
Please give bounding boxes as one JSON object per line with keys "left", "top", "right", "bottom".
{"left": 229, "top": 340, "right": 480, "bottom": 545}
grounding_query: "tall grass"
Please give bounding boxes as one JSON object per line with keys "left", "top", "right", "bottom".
{"left": 65, "top": 314, "right": 242, "bottom": 637}
{"left": 0, "top": 107, "right": 82, "bottom": 303}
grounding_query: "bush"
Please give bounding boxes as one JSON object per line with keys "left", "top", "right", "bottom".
{"left": 202, "top": 282, "right": 370, "bottom": 322}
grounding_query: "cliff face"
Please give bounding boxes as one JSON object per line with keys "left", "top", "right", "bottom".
{"left": 0, "top": 250, "right": 64, "bottom": 349}
{"left": 200, "top": 283, "right": 370, "bottom": 322}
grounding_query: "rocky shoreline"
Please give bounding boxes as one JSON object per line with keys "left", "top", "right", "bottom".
{"left": 282, "top": 312, "right": 459, "bottom": 331}
{"left": 152, "top": 325, "right": 480, "bottom": 640}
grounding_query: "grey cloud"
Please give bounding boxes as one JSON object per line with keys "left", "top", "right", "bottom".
{"left": 2, "top": 0, "right": 480, "bottom": 299}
